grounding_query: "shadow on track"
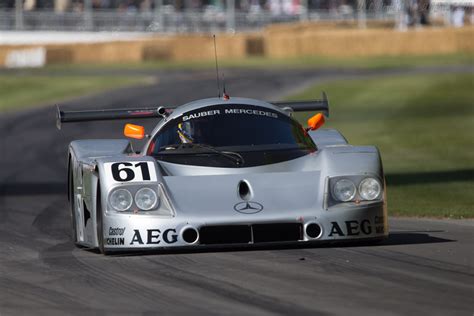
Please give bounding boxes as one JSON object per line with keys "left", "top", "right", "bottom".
{"left": 92, "top": 232, "right": 454, "bottom": 257}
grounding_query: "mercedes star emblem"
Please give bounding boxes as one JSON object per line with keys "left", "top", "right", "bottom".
{"left": 233, "top": 201, "right": 264, "bottom": 214}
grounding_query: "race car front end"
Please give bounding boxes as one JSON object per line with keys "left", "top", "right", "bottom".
{"left": 98, "top": 159, "right": 388, "bottom": 253}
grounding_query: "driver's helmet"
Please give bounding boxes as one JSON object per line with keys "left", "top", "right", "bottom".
{"left": 177, "top": 121, "right": 194, "bottom": 143}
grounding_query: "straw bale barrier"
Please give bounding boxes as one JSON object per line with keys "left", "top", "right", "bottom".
{"left": 142, "top": 37, "right": 173, "bottom": 61}
{"left": 69, "top": 41, "right": 146, "bottom": 63}
{"left": 43, "top": 34, "right": 252, "bottom": 64}
{"left": 455, "top": 27, "right": 474, "bottom": 52}
{"left": 0, "top": 26, "right": 472, "bottom": 67}
{"left": 45, "top": 46, "right": 74, "bottom": 64}
{"left": 245, "top": 34, "right": 265, "bottom": 56}
{"left": 0, "top": 41, "right": 151, "bottom": 66}
{"left": 264, "top": 26, "right": 474, "bottom": 58}
{"left": 169, "top": 34, "right": 249, "bottom": 61}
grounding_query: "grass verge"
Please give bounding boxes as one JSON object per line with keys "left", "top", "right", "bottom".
{"left": 0, "top": 75, "right": 153, "bottom": 112}
{"left": 37, "top": 52, "right": 474, "bottom": 72}
{"left": 2, "top": 53, "right": 471, "bottom": 112}
{"left": 287, "top": 73, "right": 474, "bottom": 218}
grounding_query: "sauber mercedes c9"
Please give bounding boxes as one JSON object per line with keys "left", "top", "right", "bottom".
{"left": 57, "top": 93, "right": 388, "bottom": 254}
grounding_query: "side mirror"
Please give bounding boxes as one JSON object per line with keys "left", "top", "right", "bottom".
{"left": 124, "top": 123, "right": 145, "bottom": 139}
{"left": 307, "top": 113, "right": 325, "bottom": 131}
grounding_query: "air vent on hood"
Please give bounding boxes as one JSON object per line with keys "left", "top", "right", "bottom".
{"left": 238, "top": 180, "right": 252, "bottom": 201}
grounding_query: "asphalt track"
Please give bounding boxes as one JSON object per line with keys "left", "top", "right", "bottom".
{"left": 1, "top": 67, "right": 473, "bottom": 315}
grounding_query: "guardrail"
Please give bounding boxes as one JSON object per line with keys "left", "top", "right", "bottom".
{"left": 0, "top": 9, "right": 399, "bottom": 33}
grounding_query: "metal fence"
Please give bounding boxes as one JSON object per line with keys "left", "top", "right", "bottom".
{"left": 0, "top": 8, "right": 400, "bottom": 33}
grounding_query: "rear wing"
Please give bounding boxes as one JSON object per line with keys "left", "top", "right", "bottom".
{"left": 56, "top": 92, "right": 329, "bottom": 130}
{"left": 271, "top": 92, "right": 329, "bottom": 117}
{"left": 56, "top": 106, "right": 171, "bottom": 130}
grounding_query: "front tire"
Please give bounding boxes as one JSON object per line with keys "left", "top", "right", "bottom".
{"left": 68, "top": 159, "right": 79, "bottom": 245}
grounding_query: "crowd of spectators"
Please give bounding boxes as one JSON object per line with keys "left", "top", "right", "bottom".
{"left": 2, "top": 0, "right": 473, "bottom": 27}
{"left": 1, "top": 0, "right": 398, "bottom": 13}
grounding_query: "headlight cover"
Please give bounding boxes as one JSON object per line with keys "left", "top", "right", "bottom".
{"left": 135, "top": 187, "right": 159, "bottom": 211}
{"left": 107, "top": 184, "right": 174, "bottom": 216}
{"left": 333, "top": 179, "right": 357, "bottom": 202}
{"left": 109, "top": 188, "right": 133, "bottom": 211}
{"left": 359, "top": 177, "right": 382, "bottom": 201}
{"left": 327, "top": 175, "right": 384, "bottom": 208}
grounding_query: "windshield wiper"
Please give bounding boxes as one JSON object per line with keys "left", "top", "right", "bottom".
{"left": 158, "top": 143, "right": 245, "bottom": 166}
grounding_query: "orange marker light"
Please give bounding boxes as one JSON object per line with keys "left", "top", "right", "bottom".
{"left": 307, "top": 113, "right": 325, "bottom": 131}
{"left": 124, "top": 123, "right": 145, "bottom": 139}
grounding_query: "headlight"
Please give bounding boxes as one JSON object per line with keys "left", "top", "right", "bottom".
{"left": 359, "top": 178, "right": 382, "bottom": 200}
{"left": 135, "top": 187, "right": 159, "bottom": 211}
{"left": 109, "top": 189, "right": 133, "bottom": 211}
{"left": 333, "top": 179, "right": 356, "bottom": 202}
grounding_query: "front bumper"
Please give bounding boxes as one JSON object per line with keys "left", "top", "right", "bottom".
{"left": 102, "top": 202, "right": 388, "bottom": 252}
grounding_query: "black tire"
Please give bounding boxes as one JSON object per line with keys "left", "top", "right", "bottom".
{"left": 68, "top": 159, "right": 79, "bottom": 245}
{"left": 96, "top": 180, "right": 107, "bottom": 255}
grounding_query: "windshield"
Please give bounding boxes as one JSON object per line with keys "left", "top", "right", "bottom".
{"left": 148, "top": 104, "right": 316, "bottom": 167}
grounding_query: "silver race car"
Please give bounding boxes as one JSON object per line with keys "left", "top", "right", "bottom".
{"left": 57, "top": 93, "right": 388, "bottom": 254}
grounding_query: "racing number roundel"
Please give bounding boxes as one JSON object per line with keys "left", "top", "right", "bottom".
{"left": 105, "top": 162, "right": 157, "bottom": 183}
